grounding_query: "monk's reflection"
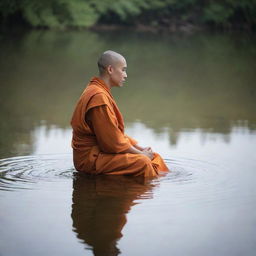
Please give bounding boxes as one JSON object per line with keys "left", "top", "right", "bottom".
{"left": 71, "top": 174, "right": 157, "bottom": 256}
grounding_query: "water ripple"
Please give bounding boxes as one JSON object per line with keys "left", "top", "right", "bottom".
{"left": 0, "top": 154, "right": 229, "bottom": 198}
{"left": 0, "top": 154, "right": 74, "bottom": 191}
{"left": 163, "top": 157, "right": 224, "bottom": 183}
{"left": 158, "top": 157, "right": 239, "bottom": 207}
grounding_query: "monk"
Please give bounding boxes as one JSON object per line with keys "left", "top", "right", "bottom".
{"left": 71, "top": 50, "right": 169, "bottom": 177}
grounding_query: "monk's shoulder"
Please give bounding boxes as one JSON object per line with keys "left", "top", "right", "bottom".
{"left": 80, "top": 85, "right": 104, "bottom": 101}
{"left": 90, "top": 92, "right": 109, "bottom": 104}
{"left": 86, "top": 92, "right": 113, "bottom": 111}
{"left": 81, "top": 84, "right": 113, "bottom": 110}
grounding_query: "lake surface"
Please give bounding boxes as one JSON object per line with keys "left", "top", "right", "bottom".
{"left": 0, "top": 29, "right": 256, "bottom": 256}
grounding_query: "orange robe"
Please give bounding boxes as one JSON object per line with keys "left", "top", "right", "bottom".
{"left": 71, "top": 77, "right": 169, "bottom": 177}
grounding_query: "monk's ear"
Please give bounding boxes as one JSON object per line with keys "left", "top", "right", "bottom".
{"left": 106, "top": 65, "right": 113, "bottom": 74}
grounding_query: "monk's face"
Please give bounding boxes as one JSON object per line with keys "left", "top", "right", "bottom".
{"left": 109, "top": 58, "right": 127, "bottom": 87}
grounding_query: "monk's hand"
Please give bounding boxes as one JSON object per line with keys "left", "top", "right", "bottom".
{"left": 143, "top": 147, "right": 153, "bottom": 152}
{"left": 142, "top": 148, "right": 154, "bottom": 160}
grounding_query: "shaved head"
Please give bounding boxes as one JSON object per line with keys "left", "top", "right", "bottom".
{"left": 97, "top": 50, "right": 125, "bottom": 75}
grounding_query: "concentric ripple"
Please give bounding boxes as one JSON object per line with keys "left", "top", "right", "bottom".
{"left": 164, "top": 157, "right": 224, "bottom": 182}
{"left": 0, "top": 154, "right": 74, "bottom": 191}
{"left": 158, "top": 157, "right": 240, "bottom": 207}
{"left": 0, "top": 154, "right": 227, "bottom": 196}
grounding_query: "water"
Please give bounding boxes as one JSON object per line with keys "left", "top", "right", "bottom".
{"left": 0, "top": 30, "right": 256, "bottom": 256}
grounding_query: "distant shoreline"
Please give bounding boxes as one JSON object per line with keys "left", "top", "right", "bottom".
{"left": 1, "top": 22, "right": 255, "bottom": 35}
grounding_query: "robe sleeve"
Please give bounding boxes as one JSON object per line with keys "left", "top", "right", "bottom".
{"left": 87, "top": 105, "right": 132, "bottom": 153}
{"left": 124, "top": 134, "right": 138, "bottom": 146}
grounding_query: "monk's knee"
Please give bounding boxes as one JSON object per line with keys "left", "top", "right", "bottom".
{"left": 136, "top": 154, "right": 152, "bottom": 167}
{"left": 135, "top": 154, "right": 157, "bottom": 177}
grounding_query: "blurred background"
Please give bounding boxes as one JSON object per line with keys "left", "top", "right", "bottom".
{"left": 0, "top": 2, "right": 256, "bottom": 256}
{"left": 0, "top": 0, "right": 256, "bottom": 158}
{"left": 1, "top": 0, "right": 256, "bottom": 31}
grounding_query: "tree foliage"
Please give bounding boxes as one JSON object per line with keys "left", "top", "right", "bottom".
{"left": 0, "top": 0, "right": 256, "bottom": 29}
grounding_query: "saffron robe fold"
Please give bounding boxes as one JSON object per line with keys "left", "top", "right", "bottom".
{"left": 71, "top": 77, "right": 168, "bottom": 177}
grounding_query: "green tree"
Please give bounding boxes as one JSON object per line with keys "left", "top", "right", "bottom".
{"left": 0, "top": 0, "right": 256, "bottom": 29}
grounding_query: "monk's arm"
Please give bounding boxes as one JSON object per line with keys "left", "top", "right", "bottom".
{"left": 124, "top": 134, "right": 146, "bottom": 151}
{"left": 86, "top": 105, "right": 133, "bottom": 153}
{"left": 120, "top": 145, "right": 143, "bottom": 154}
{"left": 120, "top": 145, "right": 154, "bottom": 160}
{"left": 133, "top": 144, "right": 145, "bottom": 151}
{"left": 86, "top": 106, "right": 153, "bottom": 159}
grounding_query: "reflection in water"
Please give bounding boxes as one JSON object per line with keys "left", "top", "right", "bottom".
{"left": 0, "top": 153, "right": 255, "bottom": 255}
{"left": 71, "top": 174, "right": 156, "bottom": 256}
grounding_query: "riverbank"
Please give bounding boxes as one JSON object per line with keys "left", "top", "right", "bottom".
{"left": 1, "top": 0, "right": 256, "bottom": 34}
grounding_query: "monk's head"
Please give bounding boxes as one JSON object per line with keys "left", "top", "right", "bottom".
{"left": 97, "top": 50, "right": 127, "bottom": 87}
